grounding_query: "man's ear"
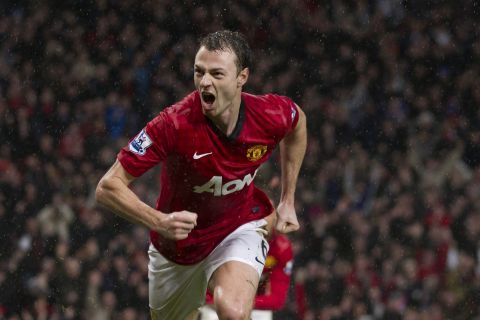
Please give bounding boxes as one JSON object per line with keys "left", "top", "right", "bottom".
{"left": 237, "top": 67, "right": 249, "bottom": 87}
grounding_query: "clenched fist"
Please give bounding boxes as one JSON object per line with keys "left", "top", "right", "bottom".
{"left": 155, "top": 211, "right": 198, "bottom": 240}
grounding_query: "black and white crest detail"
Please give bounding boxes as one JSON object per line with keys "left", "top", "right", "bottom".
{"left": 129, "top": 129, "right": 152, "bottom": 155}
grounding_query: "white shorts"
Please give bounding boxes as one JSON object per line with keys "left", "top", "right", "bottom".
{"left": 198, "top": 305, "right": 273, "bottom": 320}
{"left": 148, "top": 219, "right": 269, "bottom": 319}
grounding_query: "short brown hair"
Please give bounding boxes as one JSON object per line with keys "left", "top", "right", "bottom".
{"left": 199, "top": 30, "right": 253, "bottom": 73}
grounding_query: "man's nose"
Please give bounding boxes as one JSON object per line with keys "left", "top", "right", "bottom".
{"left": 200, "top": 74, "right": 213, "bottom": 87}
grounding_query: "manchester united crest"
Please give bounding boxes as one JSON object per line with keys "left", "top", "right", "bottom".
{"left": 246, "top": 145, "right": 267, "bottom": 161}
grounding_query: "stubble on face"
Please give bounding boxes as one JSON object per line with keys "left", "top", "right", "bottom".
{"left": 194, "top": 47, "right": 244, "bottom": 124}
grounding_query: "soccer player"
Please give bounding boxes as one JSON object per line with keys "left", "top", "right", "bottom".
{"left": 95, "top": 30, "right": 307, "bottom": 320}
{"left": 200, "top": 232, "right": 294, "bottom": 320}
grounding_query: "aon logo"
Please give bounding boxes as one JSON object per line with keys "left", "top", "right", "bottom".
{"left": 193, "top": 170, "right": 258, "bottom": 196}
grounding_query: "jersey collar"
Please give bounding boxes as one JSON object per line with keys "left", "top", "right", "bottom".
{"left": 206, "top": 98, "right": 245, "bottom": 141}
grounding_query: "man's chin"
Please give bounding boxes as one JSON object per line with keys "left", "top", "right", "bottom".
{"left": 201, "top": 102, "right": 216, "bottom": 115}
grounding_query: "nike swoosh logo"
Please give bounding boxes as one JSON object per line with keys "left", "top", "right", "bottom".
{"left": 255, "top": 257, "right": 265, "bottom": 265}
{"left": 193, "top": 152, "right": 213, "bottom": 160}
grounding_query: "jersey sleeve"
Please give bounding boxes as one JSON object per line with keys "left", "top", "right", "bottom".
{"left": 285, "top": 98, "right": 300, "bottom": 133}
{"left": 117, "top": 112, "right": 176, "bottom": 177}
{"left": 267, "top": 94, "right": 300, "bottom": 136}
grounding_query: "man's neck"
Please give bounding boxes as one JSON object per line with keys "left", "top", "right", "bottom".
{"left": 209, "top": 94, "right": 242, "bottom": 136}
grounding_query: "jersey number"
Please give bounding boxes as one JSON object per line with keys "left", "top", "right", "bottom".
{"left": 193, "top": 170, "right": 258, "bottom": 196}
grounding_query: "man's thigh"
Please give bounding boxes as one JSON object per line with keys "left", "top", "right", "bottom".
{"left": 210, "top": 260, "right": 259, "bottom": 310}
{"left": 148, "top": 244, "right": 207, "bottom": 319}
{"left": 148, "top": 219, "right": 269, "bottom": 319}
{"left": 206, "top": 219, "right": 270, "bottom": 316}
{"left": 206, "top": 219, "right": 269, "bottom": 281}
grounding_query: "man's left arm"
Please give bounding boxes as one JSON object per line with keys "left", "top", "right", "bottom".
{"left": 275, "top": 104, "right": 307, "bottom": 233}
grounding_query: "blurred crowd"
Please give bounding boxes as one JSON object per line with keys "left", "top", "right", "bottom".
{"left": 1, "top": 0, "right": 480, "bottom": 319}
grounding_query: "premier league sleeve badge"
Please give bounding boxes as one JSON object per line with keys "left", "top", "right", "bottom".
{"left": 129, "top": 129, "right": 153, "bottom": 156}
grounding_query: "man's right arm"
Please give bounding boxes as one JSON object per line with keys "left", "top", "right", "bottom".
{"left": 95, "top": 160, "right": 197, "bottom": 240}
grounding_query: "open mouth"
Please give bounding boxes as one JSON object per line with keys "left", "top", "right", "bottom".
{"left": 201, "top": 91, "right": 216, "bottom": 105}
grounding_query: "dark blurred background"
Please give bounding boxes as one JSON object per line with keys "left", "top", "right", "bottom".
{"left": 1, "top": 0, "right": 480, "bottom": 319}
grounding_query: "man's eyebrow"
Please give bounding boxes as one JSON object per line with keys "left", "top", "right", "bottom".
{"left": 194, "top": 65, "right": 225, "bottom": 72}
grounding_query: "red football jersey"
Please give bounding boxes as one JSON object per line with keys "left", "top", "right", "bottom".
{"left": 118, "top": 91, "right": 299, "bottom": 264}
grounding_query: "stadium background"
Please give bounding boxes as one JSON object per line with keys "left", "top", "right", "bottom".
{"left": 1, "top": 0, "right": 480, "bottom": 319}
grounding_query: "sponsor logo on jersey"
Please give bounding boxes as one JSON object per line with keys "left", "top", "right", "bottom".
{"left": 193, "top": 170, "right": 258, "bottom": 196}
{"left": 129, "top": 129, "right": 152, "bottom": 155}
{"left": 246, "top": 145, "right": 267, "bottom": 161}
{"left": 193, "top": 151, "right": 212, "bottom": 159}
